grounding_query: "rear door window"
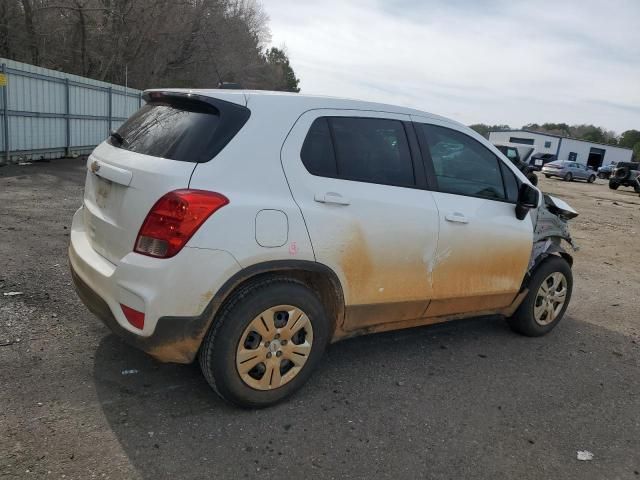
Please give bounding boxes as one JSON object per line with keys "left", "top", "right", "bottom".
{"left": 300, "top": 116, "right": 415, "bottom": 187}
{"left": 109, "top": 98, "right": 222, "bottom": 163}
{"left": 330, "top": 117, "right": 414, "bottom": 186}
{"left": 300, "top": 118, "right": 338, "bottom": 177}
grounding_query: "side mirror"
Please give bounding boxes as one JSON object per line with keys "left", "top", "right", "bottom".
{"left": 515, "top": 183, "right": 539, "bottom": 220}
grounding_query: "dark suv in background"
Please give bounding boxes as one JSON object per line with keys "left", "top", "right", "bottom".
{"left": 530, "top": 153, "right": 557, "bottom": 171}
{"left": 609, "top": 162, "right": 640, "bottom": 192}
{"left": 494, "top": 144, "right": 539, "bottom": 185}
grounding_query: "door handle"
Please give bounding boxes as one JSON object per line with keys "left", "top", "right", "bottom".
{"left": 314, "top": 192, "right": 350, "bottom": 206}
{"left": 445, "top": 212, "right": 468, "bottom": 224}
{"left": 88, "top": 159, "right": 132, "bottom": 187}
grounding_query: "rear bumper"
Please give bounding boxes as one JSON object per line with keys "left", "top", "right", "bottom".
{"left": 71, "top": 266, "right": 214, "bottom": 363}
{"left": 68, "top": 206, "right": 242, "bottom": 363}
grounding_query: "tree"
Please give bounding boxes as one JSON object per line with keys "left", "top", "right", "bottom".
{"left": 263, "top": 47, "right": 300, "bottom": 92}
{"left": 520, "top": 123, "right": 619, "bottom": 145}
{"left": 0, "top": 0, "right": 301, "bottom": 92}
{"left": 619, "top": 130, "right": 640, "bottom": 149}
{"left": 469, "top": 124, "right": 510, "bottom": 139}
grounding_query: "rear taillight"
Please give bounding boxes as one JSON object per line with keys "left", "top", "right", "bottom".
{"left": 134, "top": 189, "right": 228, "bottom": 258}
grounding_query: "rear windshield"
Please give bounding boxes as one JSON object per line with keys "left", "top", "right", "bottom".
{"left": 109, "top": 99, "right": 221, "bottom": 163}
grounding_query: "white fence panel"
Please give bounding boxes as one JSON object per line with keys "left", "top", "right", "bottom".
{"left": 0, "top": 58, "right": 142, "bottom": 164}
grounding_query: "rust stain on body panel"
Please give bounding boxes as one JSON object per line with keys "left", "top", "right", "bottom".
{"left": 336, "top": 221, "right": 530, "bottom": 331}
{"left": 425, "top": 241, "right": 531, "bottom": 317}
{"left": 337, "top": 225, "right": 431, "bottom": 331}
{"left": 332, "top": 290, "right": 528, "bottom": 342}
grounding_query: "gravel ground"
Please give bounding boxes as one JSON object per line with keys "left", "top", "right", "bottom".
{"left": 0, "top": 158, "right": 638, "bottom": 479}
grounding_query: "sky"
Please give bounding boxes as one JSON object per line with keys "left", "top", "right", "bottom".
{"left": 266, "top": 0, "right": 640, "bottom": 134}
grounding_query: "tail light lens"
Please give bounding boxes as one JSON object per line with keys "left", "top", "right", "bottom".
{"left": 134, "top": 189, "right": 228, "bottom": 258}
{"left": 121, "top": 304, "right": 145, "bottom": 330}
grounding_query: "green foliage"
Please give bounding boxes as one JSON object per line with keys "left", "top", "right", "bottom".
{"left": 520, "top": 123, "right": 619, "bottom": 145}
{"left": 264, "top": 47, "right": 301, "bottom": 92}
{"left": 473, "top": 121, "right": 637, "bottom": 150}
{"left": 619, "top": 130, "right": 640, "bottom": 149}
{"left": 469, "top": 124, "right": 510, "bottom": 139}
{"left": 523, "top": 123, "right": 571, "bottom": 136}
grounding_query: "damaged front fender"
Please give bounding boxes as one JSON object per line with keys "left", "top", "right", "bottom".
{"left": 529, "top": 194, "right": 579, "bottom": 272}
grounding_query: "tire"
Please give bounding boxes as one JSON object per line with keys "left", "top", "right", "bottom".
{"left": 614, "top": 167, "right": 629, "bottom": 180}
{"left": 199, "top": 277, "right": 331, "bottom": 408}
{"left": 588, "top": 175, "right": 596, "bottom": 183}
{"left": 609, "top": 180, "right": 619, "bottom": 190}
{"left": 507, "top": 256, "right": 573, "bottom": 337}
{"left": 545, "top": 174, "right": 551, "bottom": 179}
{"left": 634, "top": 182, "right": 640, "bottom": 194}
{"left": 564, "top": 172, "right": 573, "bottom": 181}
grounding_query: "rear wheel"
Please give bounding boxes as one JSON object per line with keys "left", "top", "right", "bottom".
{"left": 564, "top": 172, "right": 573, "bottom": 181}
{"left": 507, "top": 256, "right": 572, "bottom": 337}
{"left": 588, "top": 175, "right": 596, "bottom": 183}
{"left": 199, "top": 278, "right": 331, "bottom": 408}
{"left": 609, "top": 180, "right": 619, "bottom": 190}
{"left": 545, "top": 174, "right": 551, "bottom": 179}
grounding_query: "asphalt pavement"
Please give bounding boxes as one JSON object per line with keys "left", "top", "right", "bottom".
{"left": 1, "top": 158, "right": 638, "bottom": 479}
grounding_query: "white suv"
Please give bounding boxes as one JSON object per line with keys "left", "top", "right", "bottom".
{"left": 69, "top": 89, "right": 578, "bottom": 407}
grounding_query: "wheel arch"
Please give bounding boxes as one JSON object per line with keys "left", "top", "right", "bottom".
{"left": 524, "top": 240, "right": 573, "bottom": 289}
{"left": 206, "top": 260, "right": 345, "bottom": 337}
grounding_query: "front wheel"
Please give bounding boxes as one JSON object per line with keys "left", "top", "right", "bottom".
{"left": 564, "top": 172, "right": 573, "bottom": 181}
{"left": 609, "top": 180, "right": 619, "bottom": 190}
{"left": 588, "top": 175, "right": 596, "bottom": 183}
{"left": 199, "top": 278, "right": 331, "bottom": 408}
{"left": 507, "top": 256, "right": 573, "bottom": 337}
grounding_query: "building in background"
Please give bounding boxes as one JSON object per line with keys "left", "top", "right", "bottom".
{"left": 489, "top": 130, "right": 633, "bottom": 169}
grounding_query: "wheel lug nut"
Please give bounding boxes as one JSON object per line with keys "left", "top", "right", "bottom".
{"left": 276, "top": 351, "right": 282, "bottom": 357}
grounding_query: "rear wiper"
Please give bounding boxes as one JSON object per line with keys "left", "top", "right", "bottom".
{"left": 109, "top": 131, "right": 125, "bottom": 146}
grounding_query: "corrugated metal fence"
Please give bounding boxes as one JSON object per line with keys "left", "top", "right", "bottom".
{"left": 0, "top": 58, "right": 142, "bottom": 164}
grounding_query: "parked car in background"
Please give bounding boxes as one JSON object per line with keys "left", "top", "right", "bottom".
{"left": 609, "top": 162, "right": 640, "bottom": 192}
{"left": 530, "top": 153, "right": 557, "bottom": 171}
{"left": 542, "top": 161, "right": 596, "bottom": 183}
{"left": 494, "top": 143, "right": 539, "bottom": 185}
{"left": 597, "top": 162, "right": 617, "bottom": 179}
{"left": 69, "top": 90, "right": 578, "bottom": 408}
